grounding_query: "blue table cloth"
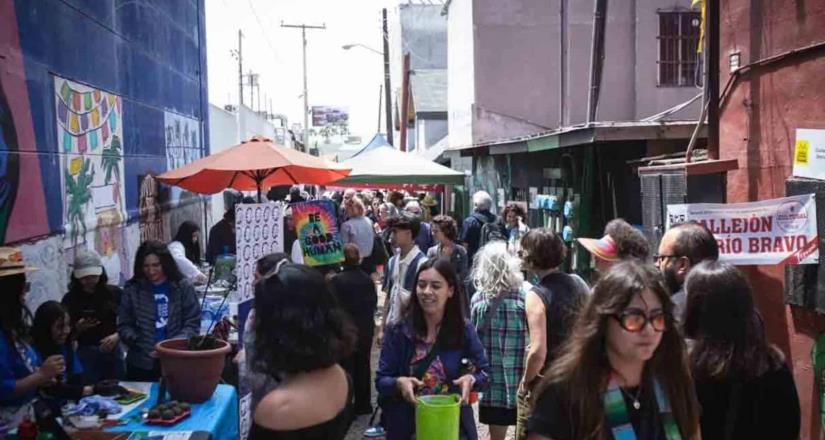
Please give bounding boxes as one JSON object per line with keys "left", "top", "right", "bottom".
{"left": 106, "top": 383, "right": 238, "bottom": 440}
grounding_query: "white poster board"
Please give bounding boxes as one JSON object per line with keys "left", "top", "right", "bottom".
{"left": 793, "top": 128, "right": 825, "bottom": 181}
{"left": 234, "top": 202, "right": 284, "bottom": 302}
{"left": 666, "top": 194, "right": 818, "bottom": 265}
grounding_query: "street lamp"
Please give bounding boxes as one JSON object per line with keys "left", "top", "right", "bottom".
{"left": 341, "top": 43, "right": 383, "bottom": 56}
{"left": 341, "top": 9, "right": 394, "bottom": 146}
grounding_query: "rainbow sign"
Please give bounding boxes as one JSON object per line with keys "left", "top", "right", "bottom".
{"left": 291, "top": 200, "right": 344, "bottom": 266}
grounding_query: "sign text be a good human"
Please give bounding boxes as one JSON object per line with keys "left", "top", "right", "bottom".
{"left": 292, "top": 200, "right": 344, "bottom": 266}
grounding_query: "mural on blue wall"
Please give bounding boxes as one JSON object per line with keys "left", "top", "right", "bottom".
{"left": 54, "top": 76, "right": 126, "bottom": 281}
{"left": 0, "top": 81, "right": 21, "bottom": 243}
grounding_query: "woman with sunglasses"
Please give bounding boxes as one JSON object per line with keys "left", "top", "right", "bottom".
{"left": 683, "top": 261, "right": 799, "bottom": 440}
{"left": 527, "top": 261, "right": 699, "bottom": 440}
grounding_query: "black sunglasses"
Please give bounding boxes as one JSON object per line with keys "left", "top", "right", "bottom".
{"left": 613, "top": 308, "right": 667, "bottom": 333}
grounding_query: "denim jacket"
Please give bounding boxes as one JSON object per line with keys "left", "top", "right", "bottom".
{"left": 118, "top": 278, "right": 200, "bottom": 370}
{"left": 376, "top": 319, "right": 490, "bottom": 440}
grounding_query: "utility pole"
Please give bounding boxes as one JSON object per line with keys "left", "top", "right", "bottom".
{"left": 382, "top": 8, "right": 394, "bottom": 146}
{"left": 707, "top": 0, "right": 720, "bottom": 160}
{"left": 247, "top": 71, "right": 259, "bottom": 111}
{"left": 232, "top": 30, "right": 244, "bottom": 107}
{"left": 377, "top": 84, "right": 383, "bottom": 133}
{"left": 282, "top": 22, "right": 326, "bottom": 153}
{"left": 399, "top": 53, "right": 411, "bottom": 152}
{"left": 586, "top": 0, "right": 608, "bottom": 123}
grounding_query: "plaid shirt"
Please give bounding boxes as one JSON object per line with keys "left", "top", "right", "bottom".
{"left": 470, "top": 287, "right": 527, "bottom": 409}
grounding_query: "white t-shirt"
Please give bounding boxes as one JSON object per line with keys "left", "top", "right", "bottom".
{"left": 386, "top": 246, "right": 427, "bottom": 325}
{"left": 168, "top": 241, "right": 205, "bottom": 282}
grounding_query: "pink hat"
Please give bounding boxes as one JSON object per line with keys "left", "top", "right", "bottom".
{"left": 577, "top": 235, "right": 620, "bottom": 262}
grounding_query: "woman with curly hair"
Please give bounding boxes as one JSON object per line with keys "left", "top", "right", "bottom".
{"left": 470, "top": 242, "right": 527, "bottom": 440}
{"left": 502, "top": 202, "right": 530, "bottom": 256}
{"left": 250, "top": 264, "right": 357, "bottom": 439}
{"left": 528, "top": 261, "right": 699, "bottom": 440}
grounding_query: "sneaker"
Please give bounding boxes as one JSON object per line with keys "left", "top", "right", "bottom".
{"left": 363, "top": 425, "right": 386, "bottom": 438}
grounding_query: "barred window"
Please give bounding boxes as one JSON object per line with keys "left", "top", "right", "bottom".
{"left": 658, "top": 11, "right": 701, "bottom": 87}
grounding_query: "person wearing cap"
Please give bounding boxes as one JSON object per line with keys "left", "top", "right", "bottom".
{"left": 577, "top": 218, "right": 650, "bottom": 275}
{"left": 62, "top": 250, "right": 124, "bottom": 382}
{"left": 0, "top": 247, "right": 65, "bottom": 427}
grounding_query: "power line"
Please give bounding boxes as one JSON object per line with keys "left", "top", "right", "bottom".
{"left": 246, "top": 0, "right": 281, "bottom": 61}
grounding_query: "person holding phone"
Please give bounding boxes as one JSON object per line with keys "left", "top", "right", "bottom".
{"left": 62, "top": 250, "right": 123, "bottom": 382}
{"left": 0, "top": 247, "right": 65, "bottom": 429}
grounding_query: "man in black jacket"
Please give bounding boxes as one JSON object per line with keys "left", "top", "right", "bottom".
{"left": 330, "top": 244, "right": 378, "bottom": 415}
{"left": 206, "top": 209, "right": 236, "bottom": 264}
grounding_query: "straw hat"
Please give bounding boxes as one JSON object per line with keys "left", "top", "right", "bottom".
{"left": 576, "top": 235, "right": 620, "bottom": 262}
{"left": 421, "top": 194, "right": 438, "bottom": 207}
{"left": 0, "top": 247, "right": 37, "bottom": 278}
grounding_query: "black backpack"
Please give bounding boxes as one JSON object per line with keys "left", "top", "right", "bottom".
{"left": 474, "top": 213, "right": 506, "bottom": 247}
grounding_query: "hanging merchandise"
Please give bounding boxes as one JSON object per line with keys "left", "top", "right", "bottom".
{"left": 562, "top": 225, "right": 574, "bottom": 243}
{"left": 564, "top": 199, "right": 576, "bottom": 220}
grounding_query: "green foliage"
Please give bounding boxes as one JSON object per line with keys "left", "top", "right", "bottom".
{"left": 66, "top": 158, "right": 95, "bottom": 245}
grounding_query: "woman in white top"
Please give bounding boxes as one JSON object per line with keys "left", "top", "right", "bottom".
{"left": 169, "top": 221, "right": 208, "bottom": 285}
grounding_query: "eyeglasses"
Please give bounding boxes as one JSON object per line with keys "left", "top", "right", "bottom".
{"left": 613, "top": 308, "right": 667, "bottom": 333}
{"left": 653, "top": 254, "right": 678, "bottom": 264}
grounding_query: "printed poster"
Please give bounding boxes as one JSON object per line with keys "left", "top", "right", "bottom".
{"left": 291, "top": 200, "right": 344, "bottom": 266}
{"left": 235, "top": 202, "right": 283, "bottom": 302}
{"left": 666, "top": 194, "right": 818, "bottom": 265}
{"left": 793, "top": 128, "right": 825, "bottom": 181}
{"left": 55, "top": 76, "right": 126, "bottom": 281}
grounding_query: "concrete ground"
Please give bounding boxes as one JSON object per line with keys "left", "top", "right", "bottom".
{"left": 343, "top": 283, "right": 516, "bottom": 440}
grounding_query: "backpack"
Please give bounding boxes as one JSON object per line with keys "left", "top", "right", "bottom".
{"left": 474, "top": 213, "right": 506, "bottom": 247}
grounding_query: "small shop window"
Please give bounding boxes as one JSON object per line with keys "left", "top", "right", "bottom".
{"left": 657, "top": 11, "right": 702, "bottom": 87}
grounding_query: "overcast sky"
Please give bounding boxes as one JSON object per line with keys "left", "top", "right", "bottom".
{"left": 205, "top": 0, "right": 399, "bottom": 140}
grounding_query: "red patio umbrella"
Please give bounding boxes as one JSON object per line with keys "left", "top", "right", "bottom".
{"left": 158, "top": 136, "right": 351, "bottom": 200}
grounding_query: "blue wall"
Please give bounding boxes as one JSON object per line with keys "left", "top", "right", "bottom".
{"left": 14, "top": 0, "right": 209, "bottom": 231}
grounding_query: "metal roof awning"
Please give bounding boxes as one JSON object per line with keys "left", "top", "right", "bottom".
{"left": 449, "top": 120, "right": 707, "bottom": 153}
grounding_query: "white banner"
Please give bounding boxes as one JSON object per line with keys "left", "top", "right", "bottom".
{"left": 666, "top": 194, "right": 818, "bottom": 265}
{"left": 793, "top": 128, "right": 825, "bottom": 181}
{"left": 235, "top": 202, "right": 284, "bottom": 302}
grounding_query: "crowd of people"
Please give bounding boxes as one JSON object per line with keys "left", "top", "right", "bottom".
{"left": 0, "top": 186, "right": 803, "bottom": 440}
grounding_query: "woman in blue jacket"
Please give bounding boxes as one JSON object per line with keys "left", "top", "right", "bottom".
{"left": 118, "top": 241, "right": 201, "bottom": 381}
{"left": 0, "top": 247, "right": 65, "bottom": 430}
{"left": 376, "top": 258, "right": 490, "bottom": 440}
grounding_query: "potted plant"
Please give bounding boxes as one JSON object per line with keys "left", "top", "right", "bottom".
{"left": 153, "top": 272, "right": 232, "bottom": 403}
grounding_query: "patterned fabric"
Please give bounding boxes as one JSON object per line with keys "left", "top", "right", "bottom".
{"left": 470, "top": 288, "right": 527, "bottom": 409}
{"left": 412, "top": 339, "right": 450, "bottom": 395}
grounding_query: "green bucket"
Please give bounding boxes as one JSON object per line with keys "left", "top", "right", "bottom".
{"left": 415, "top": 394, "right": 461, "bottom": 440}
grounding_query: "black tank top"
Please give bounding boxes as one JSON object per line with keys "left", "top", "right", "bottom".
{"left": 248, "top": 374, "right": 353, "bottom": 440}
{"left": 533, "top": 272, "right": 587, "bottom": 367}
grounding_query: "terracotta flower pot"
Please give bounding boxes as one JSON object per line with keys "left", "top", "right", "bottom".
{"left": 154, "top": 338, "right": 230, "bottom": 403}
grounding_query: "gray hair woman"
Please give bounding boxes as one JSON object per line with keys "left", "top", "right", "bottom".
{"left": 469, "top": 242, "right": 528, "bottom": 440}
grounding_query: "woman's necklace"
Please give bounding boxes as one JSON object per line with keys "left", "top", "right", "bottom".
{"left": 620, "top": 384, "right": 643, "bottom": 410}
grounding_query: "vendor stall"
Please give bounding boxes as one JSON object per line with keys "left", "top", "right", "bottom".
{"left": 64, "top": 381, "right": 237, "bottom": 440}
{"left": 337, "top": 145, "right": 464, "bottom": 188}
